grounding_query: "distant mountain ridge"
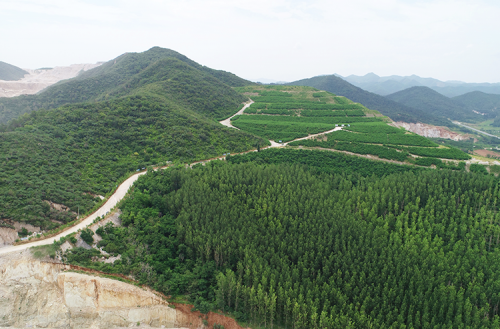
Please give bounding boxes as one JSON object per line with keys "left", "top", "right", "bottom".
{"left": 341, "top": 73, "right": 500, "bottom": 97}
{"left": 386, "top": 86, "right": 487, "bottom": 123}
{"left": 0, "top": 61, "right": 28, "bottom": 81}
{"left": 288, "top": 75, "right": 451, "bottom": 126}
{"left": 386, "top": 87, "right": 500, "bottom": 123}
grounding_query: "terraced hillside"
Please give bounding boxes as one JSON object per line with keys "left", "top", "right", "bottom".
{"left": 232, "top": 85, "right": 471, "bottom": 166}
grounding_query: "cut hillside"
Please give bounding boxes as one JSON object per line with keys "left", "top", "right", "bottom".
{"left": 288, "top": 75, "right": 450, "bottom": 126}
{"left": 0, "top": 47, "right": 253, "bottom": 124}
{"left": 386, "top": 86, "right": 486, "bottom": 123}
{"left": 0, "top": 61, "right": 28, "bottom": 81}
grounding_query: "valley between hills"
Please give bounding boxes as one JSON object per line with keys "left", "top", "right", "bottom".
{"left": 2, "top": 47, "right": 500, "bottom": 328}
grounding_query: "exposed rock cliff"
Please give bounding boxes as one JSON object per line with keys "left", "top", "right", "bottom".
{"left": 0, "top": 251, "right": 178, "bottom": 328}
{"left": 394, "top": 122, "right": 469, "bottom": 141}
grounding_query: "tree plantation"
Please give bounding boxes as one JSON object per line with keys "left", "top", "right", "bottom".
{"left": 66, "top": 149, "right": 500, "bottom": 328}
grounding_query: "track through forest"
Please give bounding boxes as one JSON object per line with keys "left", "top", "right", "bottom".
{"left": 0, "top": 102, "right": 483, "bottom": 254}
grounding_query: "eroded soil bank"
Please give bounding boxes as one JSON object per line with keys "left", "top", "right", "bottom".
{"left": 0, "top": 251, "right": 246, "bottom": 329}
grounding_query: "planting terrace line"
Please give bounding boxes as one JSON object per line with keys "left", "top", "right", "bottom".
{"left": 0, "top": 108, "right": 343, "bottom": 255}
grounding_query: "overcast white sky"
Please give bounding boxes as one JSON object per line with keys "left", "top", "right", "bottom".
{"left": 1, "top": 0, "right": 499, "bottom": 83}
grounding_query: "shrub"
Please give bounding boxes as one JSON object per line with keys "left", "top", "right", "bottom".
{"left": 80, "top": 229, "right": 94, "bottom": 245}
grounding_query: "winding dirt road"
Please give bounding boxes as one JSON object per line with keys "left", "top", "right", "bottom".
{"left": 0, "top": 103, "right": 343, "bottom": 255}
{"left": 219, "top": 100, "right": 254, "bottom": 129}
{"left": 0, "top": 171, "right": 147, "bottom": 255}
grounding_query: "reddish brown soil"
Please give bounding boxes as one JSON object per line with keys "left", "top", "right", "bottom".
{"left": 474, "top": 149, "right": 500, "bottom": 158}
{"left": 44, "top": 261, "right": 247, "bottom": 329}
{"left": 172, "top": 303, "right": 248, "bottom": 329}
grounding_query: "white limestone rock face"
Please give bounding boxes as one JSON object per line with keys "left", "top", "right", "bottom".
{"left": 0, "top": 251, "right": 177, "bottom": 328}
{"left": 395, "top": 122, "right": 469, "bottom": 141}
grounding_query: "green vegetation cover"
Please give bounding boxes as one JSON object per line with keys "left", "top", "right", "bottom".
{"left": 232, "top": 85, "right": 470, "bottom": 161}
{"left": 0, "top": 95, "right": 265, "bottom": 229}
{"left": 66, "top": 149, "right": 500, "bottom": 328}
{"left": 287, "top": 75, "right": 450, "bottom": 126}
{"left": 0, "top": 47, "right": 253, "bottom": 124}
{"left": 386, "top": 86, "right": 489, "bottom": 123}
{"left": 0, "top": 61, "right": 28, "bottom": 81}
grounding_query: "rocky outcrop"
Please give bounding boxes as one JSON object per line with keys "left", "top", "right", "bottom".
{"left": 0, "top": 252, "right": 178, "bottom": 328}
{"left": 394, "top": 122, "right": 469, "bottom": 141}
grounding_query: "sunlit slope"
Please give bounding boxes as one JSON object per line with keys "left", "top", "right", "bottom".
{"left": 0, "top": 47, "right": 253, "bottom": 124}
{"left": 232, "top": 85, "right": 470, "bottom": 166}
{"left": 0, "top": 92, "right": 265, "bottom": 230}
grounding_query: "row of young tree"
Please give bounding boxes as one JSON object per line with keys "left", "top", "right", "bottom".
{"left": 67, "top": 149, "right": 500, "bottom": 328}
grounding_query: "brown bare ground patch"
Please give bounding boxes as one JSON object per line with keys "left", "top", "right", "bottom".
{"left": 474, "top": 149, "right": 500, "bottom": 158}
{"left": 172, "top": 303, "right": 247, "bottom": 329}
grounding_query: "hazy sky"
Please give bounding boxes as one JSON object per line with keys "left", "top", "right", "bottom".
{"left": 1, "top": 0, "right": 499, "bottom": 83}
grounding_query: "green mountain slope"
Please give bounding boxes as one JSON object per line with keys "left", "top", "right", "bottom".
{"left": 0, "top": 61, "right": 28, "bottom": 81}
{"left": 0, "top": 47, "right": 253, "bottom": 124}
{"left": 0, "top": 94, "right": 266, "bottom": 230}
{"left": 386, "top": 86, "right": 486, "bottom": 123}
{"left": 453, "top": 91, "right": 500, "bottom": 114}
{"left": 288, "top": 75, "right": 450, "bottom": 126}
{"left": 231, "top": 85, "right": 470, "bottom": 163}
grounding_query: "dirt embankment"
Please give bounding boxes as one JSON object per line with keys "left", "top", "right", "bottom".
{"left": 0, "top": 251, "right": 246, "bottom": 328}
{"left": 173, "top": 303, "right": 246, "bottom": 329}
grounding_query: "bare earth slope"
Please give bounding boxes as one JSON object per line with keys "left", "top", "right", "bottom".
{"left": 0, "top": 63, "right": 102, "bottom": 98}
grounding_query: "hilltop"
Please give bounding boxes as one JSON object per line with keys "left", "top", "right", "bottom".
{"left": 0, "top": 48, "right": 262, "bottom": 231}
{"left": 0, "top": 47, "right": 252, "bottom": 124}
{"left": 386, "top": 86, "right": 488, "bottom": 123}
{"left": 0, "top": 61, "right": 28, "bottom": 81}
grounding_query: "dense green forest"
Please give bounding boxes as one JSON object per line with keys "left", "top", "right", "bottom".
{"left": 0, "top": 95, "right": 265, "bottom": 229}
{"left": 0, "top": 47, "right": 251, "bottom": 123}
{"left": 66, "top": 148, "right": 500, "bottom": 328}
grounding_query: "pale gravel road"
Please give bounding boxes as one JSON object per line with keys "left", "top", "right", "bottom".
{"left": 0, "top": 171, "right": 147, "bottom": 255}
{"left": 219, "top": 100, "right": 254, "bottom": 129}
{"left": 0, "top": 105, "right": 342, "bottom": 255}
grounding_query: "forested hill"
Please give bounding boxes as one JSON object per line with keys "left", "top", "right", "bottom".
{"left": 66, "top": 149, "right": 500, "bottom": 328}
{"left": 0, "top": 61, "right": 28, "bottom": 81}
{"left": 0, "top": 47, "right": 253, "bottom": 124}
{"left": 288, "top": 75, "right": 450, "bottom": 126}
{"left": 0, "top": 94, "right": 266, "bottom": 230}
{"left": 453, "top": 91, "right": 500, "bottom": 114}
{"left": 386, "top": 86, "right": 490, "bottom": 123}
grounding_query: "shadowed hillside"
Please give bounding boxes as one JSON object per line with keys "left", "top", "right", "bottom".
{"left": 0, "top": 61, "right": 28, "bottom": 81}
{"left": 386, "top": 86, "right": 487, "bottom": 123}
